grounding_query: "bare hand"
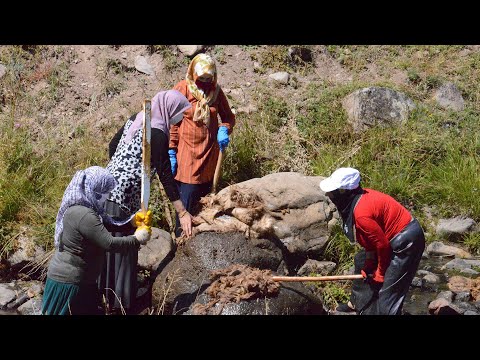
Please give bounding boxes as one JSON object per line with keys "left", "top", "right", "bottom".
{"left": 179, "top": 212, "right": 193, "bottom": 238}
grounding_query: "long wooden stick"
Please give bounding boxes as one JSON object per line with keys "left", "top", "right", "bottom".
{"left": 211, "top": 150, "right": 224, "bottom": 194}
{"left": 272, "top": 274, "right": 363, "bottom": 282}
{"left": 141, "top": 100, "right": 151, "bottom": 213}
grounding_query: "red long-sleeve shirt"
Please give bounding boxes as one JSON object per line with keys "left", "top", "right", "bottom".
{"left": 354, "top": 188, "right": 412, "bottom": 281}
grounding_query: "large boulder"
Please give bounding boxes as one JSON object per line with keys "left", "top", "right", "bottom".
{"left": 151, "top": 232, "right": 284, "bottom": 314}
{"left": 192, "top": 172, "right": 336, "bottom": 263}
{"left": 151, "top": 172, "right": 337, "bottom": 315}
{"left": 137, "top": 227, "right": 174, "bottom": 271}
{"left": 342, "top": 87, "right": 416, "bottom": 132}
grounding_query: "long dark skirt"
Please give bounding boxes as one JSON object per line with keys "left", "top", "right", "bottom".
{"left": 97, "top": 200, "right": 136, "bottom": 313}
{"left": 42, "top": 278, "right": 101, "bottom": 315}
{"left": 354, "top": 218, "right": 426, "bottom": 315}
{"left": 174, "top": 180, "right": 212, "bottom": 237}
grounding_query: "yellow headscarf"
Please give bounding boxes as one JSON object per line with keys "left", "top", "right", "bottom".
{"left": 186, "top": 53, "right": 220, "bottom": 127}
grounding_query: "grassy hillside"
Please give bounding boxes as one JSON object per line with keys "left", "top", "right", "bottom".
{"left": 1, "top": 44, "right": 479, "bottom": 263}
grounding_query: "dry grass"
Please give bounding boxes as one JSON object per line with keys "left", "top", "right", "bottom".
{"left": 23, "top": 249, "right": 54, "bottom": 281}
{"left": 151, "top": 268, "right": 182, "bottom": 315}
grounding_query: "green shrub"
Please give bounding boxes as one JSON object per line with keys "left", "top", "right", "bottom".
{"left": 464, "top": 233, "right": 480, "bottom": 256}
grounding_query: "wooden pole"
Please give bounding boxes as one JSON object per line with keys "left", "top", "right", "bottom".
{"left": 271, "top": 274, "right": 363, "bottom": 282}
{"left": 211, "top": 150, "right": 224, "bottom": 194}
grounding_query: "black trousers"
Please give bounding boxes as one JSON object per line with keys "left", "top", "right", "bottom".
{"left": 97, "top": 200, "right": 137, "bottom": 313}
{"left": 351, "top": 218, "right": 426, "bottom": 315}
{"left": 174, "top": 180, "right": 212, "bottom": 237}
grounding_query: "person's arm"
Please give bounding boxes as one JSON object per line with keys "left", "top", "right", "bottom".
{"left": 152, "top": 129, "right": 192, "bottom": 237}
{"left": 355, "top": 216, "right": 392, "bottom": 282}
{"left": 109, "top": 125, "right": 125, "bottom": 159}
{"left": 216, "top": 87, "right": 236, "bottom": 134}
{"left": 152, "top": 129, "right": 180, "bottom": 201}
{"left": 78, "top": 209, "right": 140, "bottom": 251}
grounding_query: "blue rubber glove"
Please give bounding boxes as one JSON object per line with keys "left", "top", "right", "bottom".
{"left": 217, "top": 126, "right": 230, "bottom": 152}
{"left": 168, "top": 149, "right": 177, "bottom": 176}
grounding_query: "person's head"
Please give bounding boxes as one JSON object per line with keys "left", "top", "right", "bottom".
{"left": 319, "top": 167, "right": 361, "bottom": 200}
{"left": 54, "top": 166, "right": 117, "bottom": 247}
{"left": 158, "top": 89, "right": 192, "bottom": 126}
{"left": 188, "top": 53, "right": 217, "bottom": 93}
{"left": 124, "top": 90, "right": 191, "bottom": 144}
{"left": 84, "top": 166, "right": 118, "bottom": 210}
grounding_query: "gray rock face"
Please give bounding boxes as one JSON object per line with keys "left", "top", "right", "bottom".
{"left": 455, "top": 291, "right": 471, "bottom": 302}
{"left": 151, "top": 232, "right": 284, "bottom": 314}
{"left": 442, "top": 258, "right": 480, "bottom": 272}
{"left": 297, "top": 259, "right": 336, "bottom": 276}
{"left": 134, "top": 55, "right": 154, "bottom": 76}
{"left": 236, "top": 172, "right": 327, "bottom": 211}
{"left": 411, "top": 277, "right": 423, "bottom": 288}
{"left": 7, "top": 233, "right": 46, "bottom": 268}
{"left": 455, "top": 301, "right": 477, "bottom": 314}
{"left": 0, "top": 283, "right": 16, "bottom": 309}
{"left": 436, "top": 291, "right": 454, "bottom": 303}
{"left": 436, "top": 217, "right": 476, "bottom": 242}
{"left": 137, "top": 228, "right": 174, "bottom": 271}
{"left": 185, "top": 282, "right": 326, "bottom": 315}
{"left": 17, "top": 299, "right": 42, "bottom": 315}
{"left": 423, "top": 274, "right": 440, "bottom": 284}
{"left": 434, "top": 82, "right": 465, "bottom": 111}
{"left": 342, "top": 87, "right": 416, "bottom": 132}
{"left": 195, "top": 172, "right": 335, "bottom": 261}
{"left": 235, "top": 173, "right": 333, "bottom": 259}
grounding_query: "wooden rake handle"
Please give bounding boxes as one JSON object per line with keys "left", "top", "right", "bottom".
{"left": 272, "top": 274, "right": 364, "bottom": 282}
{"left": 211, "top": 150, "right": 224, "bottom": 194}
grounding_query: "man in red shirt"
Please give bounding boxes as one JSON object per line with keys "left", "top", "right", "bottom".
{"left": 320, "top": 167, "right": 425, "bottom": 315}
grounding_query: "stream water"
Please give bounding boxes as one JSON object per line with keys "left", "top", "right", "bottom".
{"left": 402, "top": 256, "right": 451, "bottom": 315}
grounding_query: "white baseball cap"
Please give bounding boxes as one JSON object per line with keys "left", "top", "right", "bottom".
{"left": 319, "top": 167, "right": 361, "bottom": 192}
